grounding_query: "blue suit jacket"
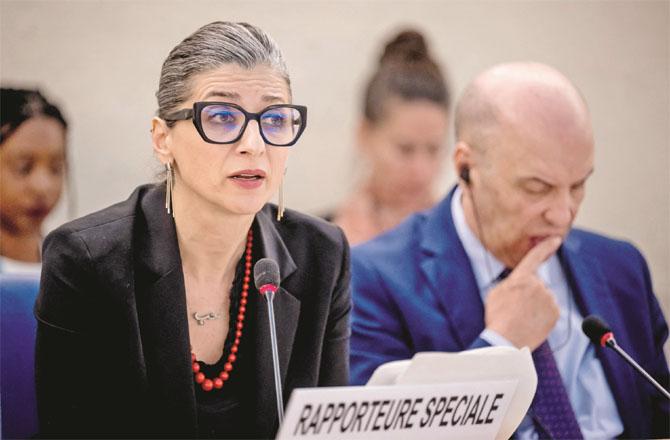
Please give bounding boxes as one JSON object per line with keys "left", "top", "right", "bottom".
{"left": 350, "top": 188, "right": 669, "bottom": 438}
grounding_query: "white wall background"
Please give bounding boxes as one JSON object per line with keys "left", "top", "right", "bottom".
{"left": 2, "top": 1, "right": 668, "bottom": 324}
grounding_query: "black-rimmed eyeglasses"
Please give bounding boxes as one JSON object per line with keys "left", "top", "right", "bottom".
{"left": 164, "top": 102, "right": 307, "bottom": 147}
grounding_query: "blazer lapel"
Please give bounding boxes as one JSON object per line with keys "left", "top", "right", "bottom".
{"left": 419, "top": 188, "right": 485, "bottom": 350}
{"left": 253, "top": 207, "right": 301, "bottom": 437}
{"left": 134, "top": 185, "right": 197, "bottom": 436}
{"left": 560, "top": 235, "right": 642, "bottom": 437}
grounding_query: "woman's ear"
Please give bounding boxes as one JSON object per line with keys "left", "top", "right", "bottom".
{"left": 151, "top": 117, "right": 173, "bottom": 164}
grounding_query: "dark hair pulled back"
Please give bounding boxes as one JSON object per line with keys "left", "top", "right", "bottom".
{"left": 363, "top": 29, "right": 450, "bottom": 123}
{"left": 0, "top": 88, "right": 68, "bottom": 144}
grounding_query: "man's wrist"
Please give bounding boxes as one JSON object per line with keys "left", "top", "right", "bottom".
{"left": 480, "top": 328, "right": 515, "bottom": 347}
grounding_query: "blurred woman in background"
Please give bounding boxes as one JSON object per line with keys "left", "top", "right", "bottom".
{"left": 0, "top": 88, "right": 68, "bottom": 275}
{"left": 329, "top": 29, "right": 451, "bottom": 245}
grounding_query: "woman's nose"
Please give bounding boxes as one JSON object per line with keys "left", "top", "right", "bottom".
{"left": 410, "top": 153, "right": 436, "bottom": 182}
{"left": 234, "top": 120, "right": 266, "bottom": 156}
{"left": 28, "top": 167, "right": 57, "bottom": 199}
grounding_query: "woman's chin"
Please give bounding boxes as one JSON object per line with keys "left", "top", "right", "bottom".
{"left": 182, "top": 185, "right": 268, "bottom": 217}
{"left": 219, "top": 198, "right": 269, "bottom": 217}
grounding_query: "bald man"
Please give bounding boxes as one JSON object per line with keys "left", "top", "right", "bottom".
{"left": 349, "top": 62, "right": 669, "bottom": 439}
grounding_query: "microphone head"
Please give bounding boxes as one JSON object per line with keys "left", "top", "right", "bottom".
{"left": 582, "top": 315, "right": 613, "bottom": 346}
{"left": 253, "top": 258, "right": 280, "bottom": 293}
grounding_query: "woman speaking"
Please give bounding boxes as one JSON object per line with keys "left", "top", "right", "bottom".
{"left": 35, "top": 21, "right": 350, "bottom": 439}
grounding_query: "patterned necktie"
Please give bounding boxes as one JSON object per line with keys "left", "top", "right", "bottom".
{"left": 530, "top": 342, "right": 583, "bottom": 439}
{"left": 495, "top": 268, "right": 582, "bottom": 439}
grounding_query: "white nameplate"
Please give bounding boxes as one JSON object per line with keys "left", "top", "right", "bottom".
{"left": 277, "top": 380, "right": 517, "bottom": 439}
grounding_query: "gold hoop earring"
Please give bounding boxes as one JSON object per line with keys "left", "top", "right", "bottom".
{"left": 165, "top": 162, "right": 174, "bottom": 218}
{"left": 277, "top": 179, "right": 285, "bottom": 221}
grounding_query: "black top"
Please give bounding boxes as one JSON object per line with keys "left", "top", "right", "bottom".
{"left": 194, "top": 242, "right": 256, "bottom": 439}
{"left": 35, "top": 184, "right": 351, "bottom": 439}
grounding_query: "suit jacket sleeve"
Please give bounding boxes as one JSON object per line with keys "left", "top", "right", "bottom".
{"left": 636, "top": 248, "right": 670, "bottom": 438}
{"left": 349, "top": 251, "right": 414, "bottom": 385}
{"left": 318, "top": 228, "right": 352, "bottom": 386}
{"left": 34, "top": 228, "right": 98, "bottom": 437}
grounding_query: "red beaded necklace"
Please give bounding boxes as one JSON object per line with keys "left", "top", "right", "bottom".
{"left": 190, "top": 229, "right": 253, "bottom": 392}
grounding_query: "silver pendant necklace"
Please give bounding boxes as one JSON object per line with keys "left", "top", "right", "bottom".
{"left": 193, "top": 311, "right": 220, "bottom": 326}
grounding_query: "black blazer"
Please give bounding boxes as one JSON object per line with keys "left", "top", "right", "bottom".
{"left": 35, "top": 184, "right": 351, "bottom": 439}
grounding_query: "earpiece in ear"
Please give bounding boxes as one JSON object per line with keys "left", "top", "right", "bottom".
{"left": 460, "top": 166, "right": 471, "bottom": 185}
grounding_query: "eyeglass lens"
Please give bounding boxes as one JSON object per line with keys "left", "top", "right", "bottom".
{"left": 200, "top": 104, "right": 302, "bottom": 145}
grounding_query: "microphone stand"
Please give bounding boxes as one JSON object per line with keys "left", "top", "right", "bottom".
{"left": 264, "top": 289, "right": 285, "bottom": 424}
{"left": 604, "top": 336, "right": 670, "bottom": 400}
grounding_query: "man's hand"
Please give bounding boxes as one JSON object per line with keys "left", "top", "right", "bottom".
{"left": 484, "top": 236, "right": 562, "bottom": 350}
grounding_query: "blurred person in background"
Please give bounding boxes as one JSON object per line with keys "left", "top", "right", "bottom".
{"left": 0, "top": 88, "right": 68, "bottom": 276}
{"left": 328, "top": 29, "right": 451, "bottom": 245}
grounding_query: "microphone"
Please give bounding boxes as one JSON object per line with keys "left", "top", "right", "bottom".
{"left": 582, "top": 315, "right": 670, "bottom": 400}
{"left": 253, "top": 258, "right": 285, "bottom": 424}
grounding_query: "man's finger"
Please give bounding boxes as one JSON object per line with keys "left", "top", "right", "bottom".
{"left": 513, "top": 236, "right": 562, "bottom": 276}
